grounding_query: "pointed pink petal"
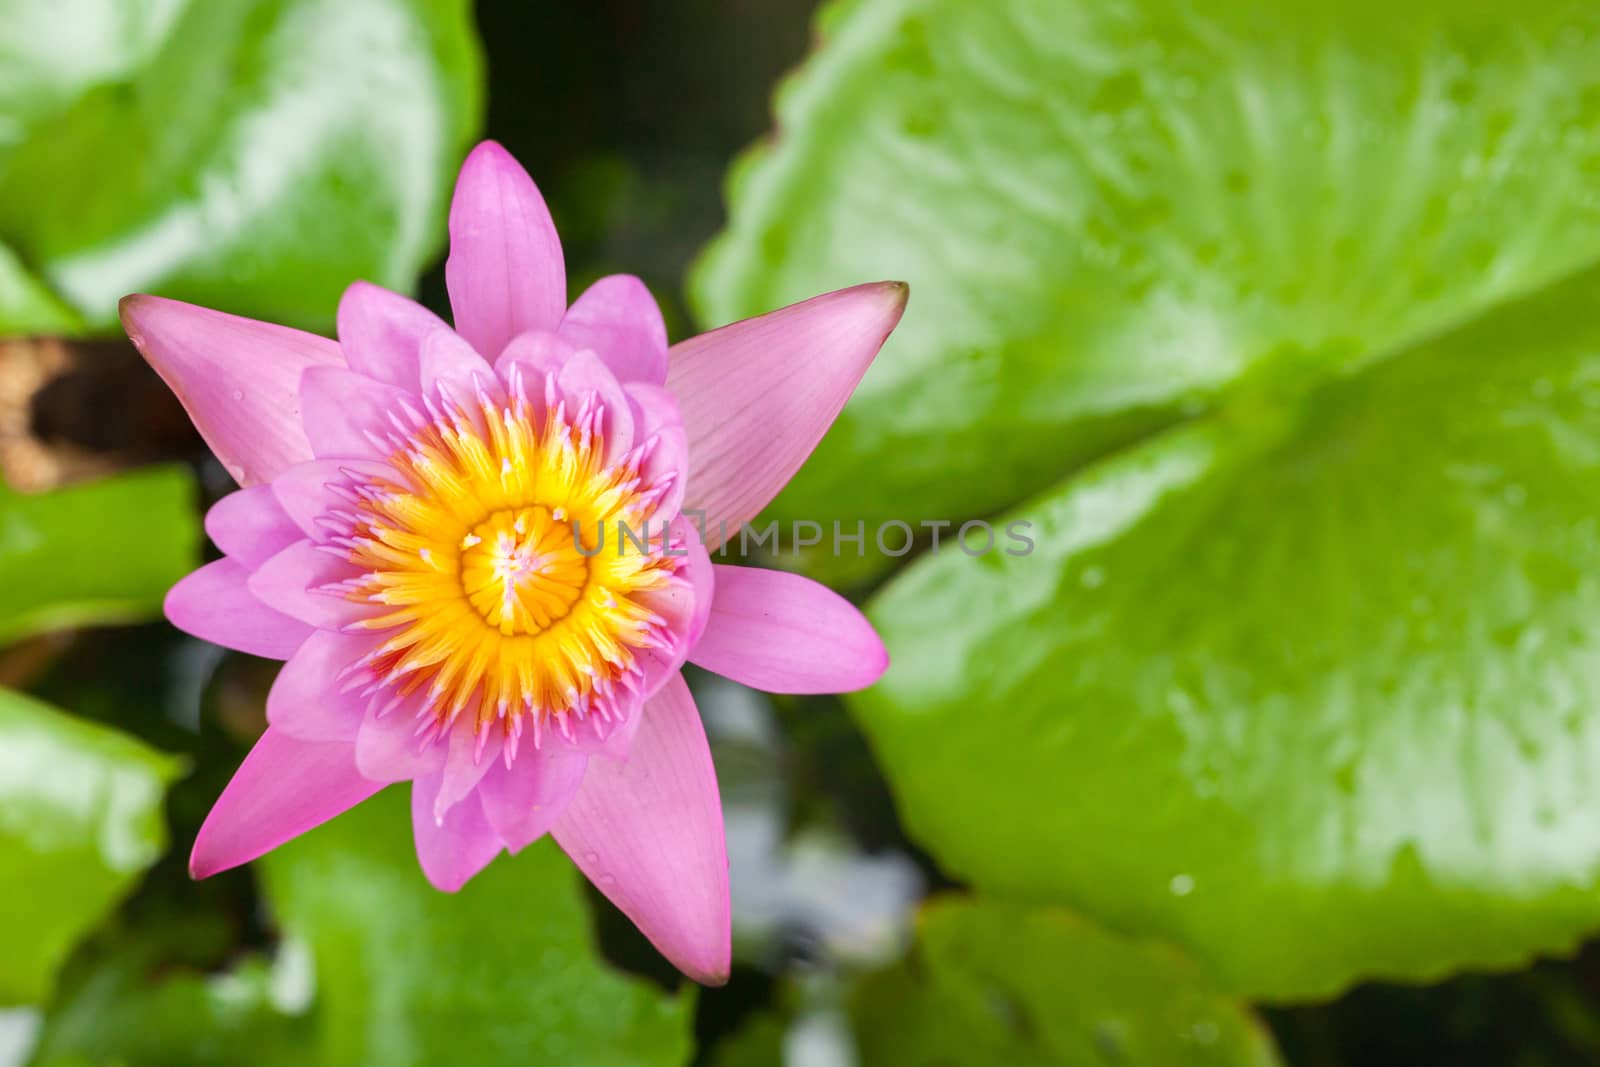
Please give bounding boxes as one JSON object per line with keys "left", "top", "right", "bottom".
{"left": 271, "top": 458, "right": 396, "bottom": 538}
{"left": 433, "top": 715, "right": 502, "bottom": 822}
{"left": 336, "top": 281, "right": 449, "bottom": 391}
{"left": 493, "top": 329, "right": 578, "bottom": 379}
{"left": 478, "top": 749, "right": 588, "bottom": 853}
{"left": 626, "top": 383, "right": 688, "bottom": 518}
{"left": 355, "top": 702, "right": 445, "bottom": 782}
{"left": 247, "top": 540, "right": 367, "bottom": 630}
{"left": 635, "top": 518, "right": 714, "bottom": 699}
{"left": 411, "top": 772, "right": 503, "bottom": 892}
{"left": 419, "top": 325, "right": 493, "bottom": 395}
{"left": 552, "top": 672, "right": 730, "bottom": 985}
{"left": 667, "top": 282, "right": 907, "bottom": 547}
{"left": 445, "top": 141, "right": 566, "bottom": 360}
{"left": 299, "top": 366, "right": 415, "bottom": 461}
{"left": 418, "top": 327, "right": 501, "bottom": 425}
{"left": 543, "top": 691, "right": 645, "bottom": 762}
{"left": 559, "top": 274, "right": 668, "bottom": 385}
{"left": 190, "top": 727, "right": 383, "bottom": 877}
{"left": 166, "top": 559, "right": 311, "bottom": 659}
{"left": 691, "top": 566, "right": 887, "bottom": 693}
{"left": 204, "top": 486, "right": 300, "bottom": 569}
{"left": 121, "top": 295, "right": 342, "bottom": 487}
{"left": 267, "top": 630, "right": 378, "bottom": 742}
{"left": 556, "top": 349, "right": 635, "bottom": 460}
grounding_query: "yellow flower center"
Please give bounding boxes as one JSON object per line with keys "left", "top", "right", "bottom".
{"left": 335, "top": 375, "right": 679, "bottom": 748}
{"left": 459, "top": 506, "right": 589, "bottom": 636}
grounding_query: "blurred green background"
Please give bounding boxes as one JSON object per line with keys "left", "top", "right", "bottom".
{"left": 7, "top": 0, "right": 1600, "bottom": 1063}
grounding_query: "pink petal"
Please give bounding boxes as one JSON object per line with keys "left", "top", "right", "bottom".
{"left": 266, "top": 630, "right": 377, "bottom": 742}
{"left": 190, "top": 727, "right": 383, "bottom": 878}
{"left": 543, "top": 691, "right": 646, "bottom": 762}
{"left": 477, "top": 749, "right": 588, "bottom": 853}
{"left": 204, "top": 486, "right": 300, "bottom": 569}
{"left": 432, "top": 715, "right": 502, "bottom": 823}
{"left": 690, "top": 566, "right": 887, "bottom": 693}
{"left": 552, "top": 672, "right": 730, "bottom": 985}
{"left": 493, "top": 329, "right": 578, "bottom": 379}
{"left": 419, "top": 325, "right": 494, "bottom": 400}
{"left": 166, "top": 559, "right": 311, "bottom": 659}
{"left": 556, "top": 349, "right": 635, "bottom": 461}
{"left": 411, "top": 772, "right": 503, "bottom": 892}
{"left": 247, "top": 540, "right": 367, "bottom": 631}
{"left": 445, "top": 141, "right": 566, "bottom": 360}
{"left": 336, "top": 281, "right": 449, "bottom": 391}
{"left": 531, "top": 694, "right": 643, "bottom": 767}
{"left": 559, "top": 274, "right": 668, "bottom": 385}
{"left": 271, "top": 458, "right": 396, "bottom": 538}
{"left": 299, "top": 366, "right": 415, "bottom": 461}
{"left": 667, "top": 282, "right": 907, "bottom": 547}
{"left": 635, "top": 518, "right": 714, "bottom": 698}
{"left": 121, "top": 295, "right": 342, "bottom": 487}
{"left": 355, "top": 703, "right": 445, "bottom": 782}
{"left": 626, "top": 384, "right": 688, "bottom": 520}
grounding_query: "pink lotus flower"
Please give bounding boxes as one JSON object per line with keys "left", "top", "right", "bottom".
{"left": 121, "top": 141, "right": 905, "bottom": 985}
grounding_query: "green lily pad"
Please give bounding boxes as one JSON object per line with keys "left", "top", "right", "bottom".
{"left": 30, "top": 948, "right": 314, "bottom": 1067}
{"left": 0, "top": 687, "right": 180, "bottom": 1004}
{"left": 693, "top": 0, "right": 1600, "bottom": 539}
{"left": 850, "top": 897, "right": 1281, "bottom": 1066}
{"left": 259, "top": 788, "right": 695, "bottom": 1067}
{"left": 0, "top": 244, "right": 81, "bottom": 335}
{"left": 697, "top": 0, "right": 1600, "bottom": 998}
{"left": 856, "top": 265, "right": 1600, "bottom": 997}
{"left": 0, "top": 466, "right": 199, "bottom": 645}
{"left": 0, "top": 0, "right": 483, "bottom": 335}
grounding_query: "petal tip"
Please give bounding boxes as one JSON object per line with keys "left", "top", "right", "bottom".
{"left": 161, "top": 567, "right": 210, "bottom": 636}
{"left": 463, "top": 138, "right": 515, "bottom": 165}
{"left": 456, "top": 140, "right": 527, "bottom": 187}
{"left": 414, "top": 833, "right": 496, "bottom": 893}
{"left": 337, "top": 278, "right": 383, "bottom": 306}
{"left": 666, "top": 921, "right": 731, "bottom": 986}
{"left": 188, "top": 810, "right": 251, "bottom": 881}
{"left": 447, "top": 139, "right": 566, "bottom": 354}
{"left": 118, "top": 292, "right": 149, "bottom": 322}
{"left": 118, "top": 293, "right": 161, "bottom": 348}
{"left": 875, "top": 281, "right": 910, "bottom": 329}
{"left": 855, "top": 640, "right": 891, "bottom": 691}
{"left": 688, "top": 962, "right": 731, "bottom": 987}
{"left": 187, "top": 844, "right": 219, "bottom": 881}
{"left": 160, "top": 580, "right": 183, "bottom": 626}
{"left": 118, "top": 291, "right": 186, "bottom": 333}
{"left": 450, "top": 140, "right": 540, "bottom": 219}
{"left": 853, "top": 280, "right": 909, "bottom": 321}
{"left": 653, "top": 926, "right": 731, "bottom": 987}
{"left": 420, "top": 866, "right": 472, "bottom": 893}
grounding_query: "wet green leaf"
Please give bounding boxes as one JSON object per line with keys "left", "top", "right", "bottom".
{"left": 0, "top": 245, "right": 82, "bottom": 335}
{"left": 699, "top": 0, "right": 1600, "bottom": 998}
{"left": 855, "top": 266, "right": 1600, "bottom": 997}
{"left": 693, "top": 0, "right": 1600, "bottom": 540}
{"left": 31, "top": 948, "right": 313, "bottom": 1067}
{"left": 850, "top": 897, "right": 1281, "bottom": 1066}
{"left": 259, "top": 788, "right": 695, "bottom": 1067}
{"left": 0, "top": 467, "right": 199, "bottom": 645}
{"left": 0, "top": 0, "right": 483, "bottom": 335}
{"left": 0, "top": 688, "right": 179, "bottom": 1004}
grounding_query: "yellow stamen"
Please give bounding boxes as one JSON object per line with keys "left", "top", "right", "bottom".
{"left": 339, "top": 380, "right": 676, "bottom": 739}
